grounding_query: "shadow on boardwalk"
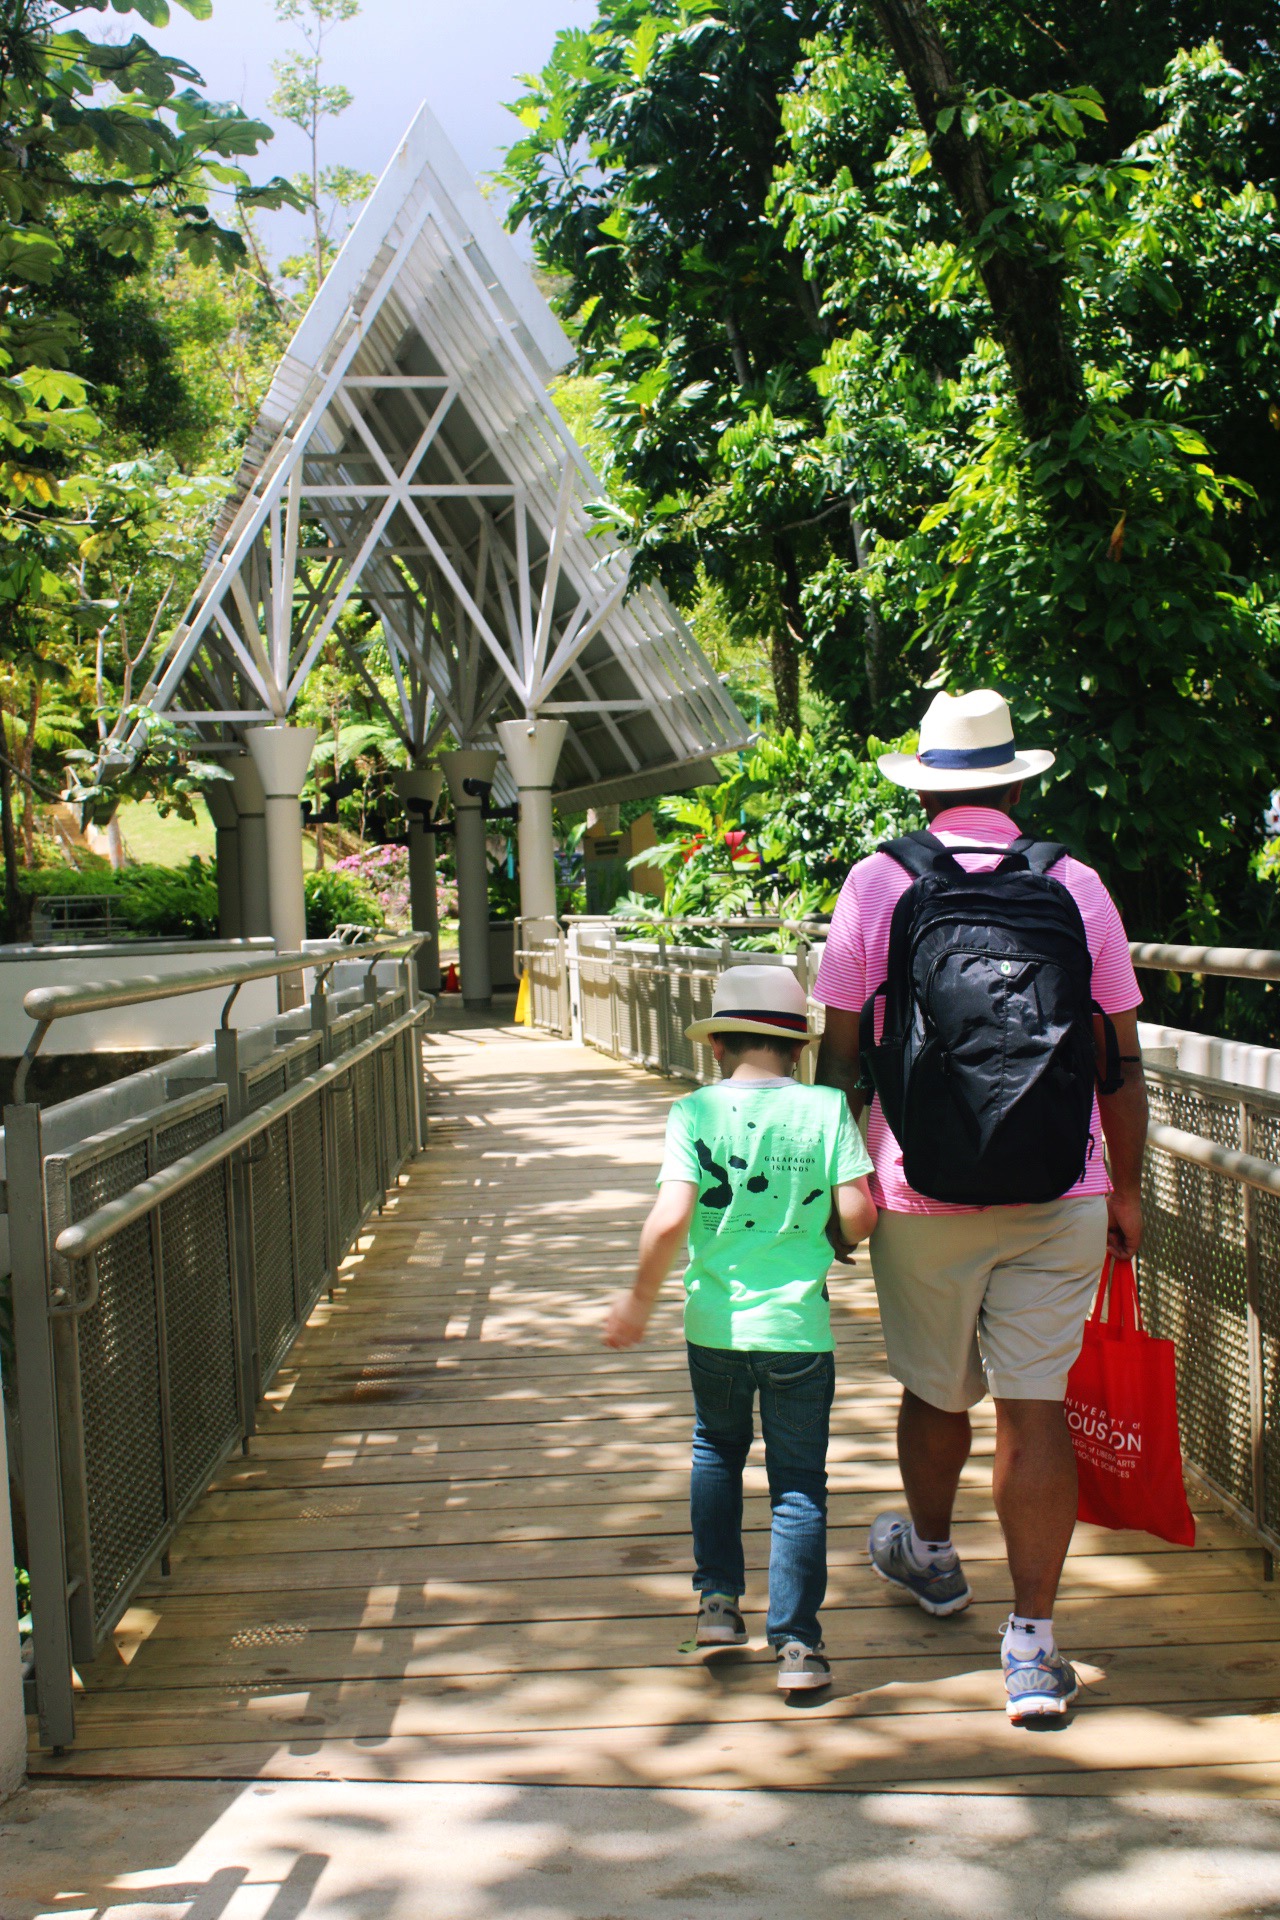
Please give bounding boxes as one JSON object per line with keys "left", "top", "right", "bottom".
{"left": 26, "top": 1016, "right": 1280, "bottom": 1803}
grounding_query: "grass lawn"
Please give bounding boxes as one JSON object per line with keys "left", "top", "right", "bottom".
{"left": 113, "top": 800, "right": 371, "bottom": 877}
{"left": 115, "top": 798, "right": 214, "bottom": 865}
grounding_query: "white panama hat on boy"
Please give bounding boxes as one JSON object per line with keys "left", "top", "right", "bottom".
{"left": 878, "top": 688, "right": 1055, "bottom": 793}
{"left": 686, "top": 964, "right": 816, "bottom": 1047}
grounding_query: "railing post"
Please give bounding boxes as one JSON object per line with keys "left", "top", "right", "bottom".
{"left": 215, "top": 1024, "right": 259, "bottom": 1435}
{"left": 5, "top": 1102, "right": 76, "bottom": 1752}
{"left": 795, "top": 933, "right": 814, "bottom": 1086}
{"left": 656, "top": 933, "right": 671, "bottom": 1077}
{"left": 609, "top": 929, "right": 620, "bottom": 1060}
{"left": 1242, "top": 1097, "right": 1267, "bottom": 1546}
{"left": 567, "top": 923, "right": 583, "bottom": 1046}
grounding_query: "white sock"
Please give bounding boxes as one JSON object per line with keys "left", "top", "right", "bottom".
{"left": 907, "top": 1524, "right": 956, "bottom": 1569}
{"left": 1003, "top": 1614, "right": 1055, "bottom": 1660}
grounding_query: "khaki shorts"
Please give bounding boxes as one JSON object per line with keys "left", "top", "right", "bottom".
{"left": 869, "top": 1198, "right": 1109, "bottom": 1412}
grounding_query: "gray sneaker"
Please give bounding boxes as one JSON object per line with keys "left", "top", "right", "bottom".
{"left": 775, "top": 1640, "right": 831, "bottom": 1691}
{"left": 696, "top": 1592, "right": 747, "bottom": 1647}
{"left": 868, "top": 1511, "right": 972, "bottom": 1617}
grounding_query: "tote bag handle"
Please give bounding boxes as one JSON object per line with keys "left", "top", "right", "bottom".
{"left": 1088, "top": 1253, "right": 1145, "bottom": 1336}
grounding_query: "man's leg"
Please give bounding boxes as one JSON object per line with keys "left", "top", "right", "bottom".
{"left": 898, "top": 1389, "right": 972, "bottom": 1542}
{"left": 992, "top": 1398, "right": 1077, "bottom": 1617}
{"left": 870, "top": 1210, "right": 990, "bottom": 1534}
{"left": 756, "top": 1351, "right": 835, "bottom": 1648}
{"left": 687, "top": 1344, "right": 754, "bottom": 1601}
{"left": 980, "top": 1198, "right": 1109, "bottom": 1713}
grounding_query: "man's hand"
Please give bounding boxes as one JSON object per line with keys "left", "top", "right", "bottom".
{"left": 604, "top": 1289, "right": 652, "bottom": 1350}
{"left": 1107, "top": 1188, "right": 1143, "bottom": 1261}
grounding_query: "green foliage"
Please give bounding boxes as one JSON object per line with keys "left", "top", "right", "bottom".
{"left": 776, "top": 34, "right": 1280, "bottom": 939}
{"left": 501, "top": 3, "right": 861, "bottom": 729}
{"left": 271, "top": 0, "right": 374, "bottom": 300}
{"left": 509, "top": 6, "right": 1280, "bottom": 973}
{"left": 303, "top": 867, "right": 384, "bottom": 938}
{"left": 617, "top": 729, "right": 924, "bottom": 939}
{"left": 20, "top": 855, "right": 219, "bottom": 936}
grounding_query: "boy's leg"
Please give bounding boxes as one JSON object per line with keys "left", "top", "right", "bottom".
{"left": 687, "top": 1343, "right": 755, "bottom": 1602}
{"left": 755, "top": 1351, "right": 836, "bottom": 1647}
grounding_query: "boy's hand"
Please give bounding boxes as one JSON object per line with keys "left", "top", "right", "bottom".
{"left": 604, "top": 1289, "right": 652, "bottom": 1349}
{"left": 826, "top": 1205, "right": 857, "bottom": 1265}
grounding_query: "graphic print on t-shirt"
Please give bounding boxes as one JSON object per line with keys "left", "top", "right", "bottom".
{"left": 658, "top": 1080, "right": 873, "bottom": 1352}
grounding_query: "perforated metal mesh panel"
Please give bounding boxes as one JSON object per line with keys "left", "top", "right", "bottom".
{"left": 578, "top": 950, "right": 613, "bottom": 1052}
{"left": 391, "top": 1031, "right": 411, "bottom": 1165}
{"left": 157, "top": 1101, "right": 237, "bottom": 1514}
{"left": 288, "top": 1040, "right": 323, "bottom": 1084}
{"left": 249, "top": 1121, "right": 296, "bottom": 1386}
{"left": 331, "top": 1078, "right": 361, "bottom": 1243}
{"left": 526, "top": 936, "right": 567, "bottom": 1035}
{"left": 355, "top": 1056, "right": 379, "bottom": 1210}
{"left": 289, "top": 1094, "right": 329, "bottom": 1312}
{"left": 1141, "top": 1076, "right": 1253, "bottom": 1515}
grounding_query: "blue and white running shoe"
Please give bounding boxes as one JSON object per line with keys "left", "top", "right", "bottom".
{"left": 1002, "top": 1630, "right": 1080, "bottom": 1721}
{"left": 867, "top": 1511, "right": 972, "bottom": 1617}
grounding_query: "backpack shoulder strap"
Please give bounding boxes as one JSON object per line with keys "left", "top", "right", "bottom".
{"left": 879, "top": 831, "right": 959, "bottom": 880}
{"left": 1008, "top": 836, "right": 1070, "bottom": 876}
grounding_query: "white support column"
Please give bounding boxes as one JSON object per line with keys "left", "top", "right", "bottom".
{"left": 203, "top": 776, "right": 243, "bottom": 941}
{"left": 496, "top": 717, "right": 568, "bottom": 933}
{"left": 439, "top": 748, "right": 499, "bottom": 1011}
{"left": 230, "top": 752, "right": 271, "bottom": 941}
{"left": 246, "top": 724, "right": 318, "bottom": 1010}
{"left": 0, "top": 1364, "right": 25, "bottom": 1802}
{"left": 393, "top": 766, "right": 444, "bottom": 993}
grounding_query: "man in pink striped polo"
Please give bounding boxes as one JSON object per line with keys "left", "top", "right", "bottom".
{"left": 814, "top": 689, "right": 1150, "bottom": 1720}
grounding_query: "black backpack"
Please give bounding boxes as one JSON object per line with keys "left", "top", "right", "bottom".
{"left": 859, "top": 831, "right": 1120, "bottom": 1206}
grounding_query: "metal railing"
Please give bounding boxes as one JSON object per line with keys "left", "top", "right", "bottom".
{"left": 5, "top": 938, "right": 432, "bottom": 1751}
{"left": 517, "top": 917, "right": 1280, "bottom": 1566}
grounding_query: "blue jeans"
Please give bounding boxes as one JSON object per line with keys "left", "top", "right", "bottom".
{"left": 686, "top": 1342, "right": 835, "bottom": 1649}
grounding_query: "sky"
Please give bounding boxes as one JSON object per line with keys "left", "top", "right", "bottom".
{"left": 146, "top": 0, "right": 590, "bottom": 259}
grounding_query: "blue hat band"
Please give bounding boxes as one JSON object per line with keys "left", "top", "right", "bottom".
{"left": 918, "top": 742, "right": 1017, "bottom": 770}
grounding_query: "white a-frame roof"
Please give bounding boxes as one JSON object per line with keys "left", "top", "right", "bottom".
{"left": 121, "top": 101, "right": 750, "bottom": 807}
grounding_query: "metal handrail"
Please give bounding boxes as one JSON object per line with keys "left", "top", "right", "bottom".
{"left": 12, "top": 935, "right": 429, "bottom": 1103}
{"left": 1146, "top": 1121, "right": 1280, "bottom": 1199}
{"left": 21, "top": 934, "right": 428, "bottom": 1024}
{"left": 1129, "top": 942, "right": 1280, "bottom": 983}
{"left": 563, "top": 914, "right": 830, "bottom": 931}
{"left": 52, "top": 1001, "right": 432, "bottom": 1275}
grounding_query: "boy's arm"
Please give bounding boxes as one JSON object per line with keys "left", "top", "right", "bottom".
{"left": 604, "top": 1181, "right": 697, "bottom": 1349}
{"left": 828, "top": 1178, "right": 877, "bottom": 1263}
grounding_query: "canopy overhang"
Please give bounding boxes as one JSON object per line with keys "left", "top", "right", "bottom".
{"left": 118, "top": 101, "right": 749, "bottom": 808}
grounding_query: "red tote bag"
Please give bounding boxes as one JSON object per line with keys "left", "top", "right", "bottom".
{"left": 1064, "top": 1254, "right": 1196, "bottom": 1547}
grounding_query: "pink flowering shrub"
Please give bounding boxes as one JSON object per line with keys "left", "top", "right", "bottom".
{"left": 335, "top": 844, "right": 409, "bottom": 925}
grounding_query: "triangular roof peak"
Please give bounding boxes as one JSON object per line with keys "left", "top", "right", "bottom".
{"left": 117, "top": 101, "right": 749, "bottom": 809}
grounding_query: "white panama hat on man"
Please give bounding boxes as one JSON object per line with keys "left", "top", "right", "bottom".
{"left": 686, "top": 964, "right": 816, "bottom": 1047}
{"left": 878, "top": 688, "right": 1055, "bottom": 794}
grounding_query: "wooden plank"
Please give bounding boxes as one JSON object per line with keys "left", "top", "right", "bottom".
{"left": 57, "top": 1645, "right": 1280, "bottom": 1750}
{"left": 87, "top": 1594, "right": 1280, "bottom": 1690}
{"left": 169, "top": 1503, "right": 1247, "bottom": 1561}
{"left": 31, "top": 1702, "right": 1280, "bottom": 1792}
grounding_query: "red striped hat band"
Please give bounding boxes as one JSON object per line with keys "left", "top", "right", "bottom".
{"left": 715, "top": 1008, "right": 809, "bottom": 1033}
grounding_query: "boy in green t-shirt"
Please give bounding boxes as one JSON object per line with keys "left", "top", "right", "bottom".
{"left": 604, "top": 965, "right": 876, "bottom": 1691}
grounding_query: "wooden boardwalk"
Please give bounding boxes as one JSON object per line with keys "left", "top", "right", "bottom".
{"left": 35, "top": 1019, "right": 1280, "bottom": 1794}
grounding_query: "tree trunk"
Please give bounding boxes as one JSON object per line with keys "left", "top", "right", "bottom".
{"left": 314, "top": 820, "right": 326, "bottom": 870}
{"left": 851, "top": 516, "right": 888, "bottom": 716}
{"left": 769, "top": 628, "right": 802, "bottom": 737}
{"left": 771, "top": 535, "right": 809, "bottom": 735}
{"left": 0, "top": 709, "right": 20, "bottom": 944}
{"left": 869, "top": 0, "right": 1089, "bottom": 443}
{"left": 103, "top": 812, "right": 125, "bottom": 872}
